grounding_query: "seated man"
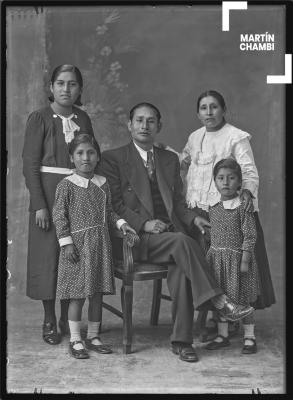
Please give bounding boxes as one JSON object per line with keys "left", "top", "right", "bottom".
{"left": 99, "top": 102, "right": 253, "bottom": 363}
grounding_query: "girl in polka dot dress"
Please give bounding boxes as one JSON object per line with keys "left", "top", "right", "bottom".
{"left": 53, "top": 134, "right": 138, "bottom": 359}
{"left": 205, "top": 158, "right": 260, "bottom": 355}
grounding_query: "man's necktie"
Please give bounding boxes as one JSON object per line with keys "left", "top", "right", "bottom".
{"left": 146, "top": 151, "right": 155, "bottom": 181}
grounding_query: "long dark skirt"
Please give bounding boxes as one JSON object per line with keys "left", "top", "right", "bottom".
{"left": 26, "top": 173, "right": 65, "bottom": 300}
{"left": 190, "top": 207, "right": 276, "bottom": 310}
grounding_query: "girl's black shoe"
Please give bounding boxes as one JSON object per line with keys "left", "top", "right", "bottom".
{"left": 84, "top": 337, "right": 113, "bottom": 354}
{"left": 42, "top": 322, "right": 61, "bottom": 345}
{"left": 69, "top": 341, "right": 89, "bottom": 359}
{"left": 205, "top": 335, "right": 230, "bottom": 350}
{"left": 242, "top": 338, "right": 257, "bottom": 354}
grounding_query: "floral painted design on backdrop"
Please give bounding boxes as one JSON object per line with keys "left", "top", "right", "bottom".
{"left": 81, "top": 8, "right": 140, "bottom": 150}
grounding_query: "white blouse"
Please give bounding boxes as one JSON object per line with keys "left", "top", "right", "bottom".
{"left": 181, "top": 123, "right": 259, "bottom": 212}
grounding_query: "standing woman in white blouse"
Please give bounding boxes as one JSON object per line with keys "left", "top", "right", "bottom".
{"left": 181, "top": 90, "right": 275, "bottom": 312}
{"left": 22, "top": 64, "right": 95, "bottom": 345}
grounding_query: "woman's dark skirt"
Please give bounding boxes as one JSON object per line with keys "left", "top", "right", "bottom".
{"left": 190, "top": 207, "right": 276, "bottom": 310}
{"left": 26, "top": 173, "right": 65, "bottom": 300}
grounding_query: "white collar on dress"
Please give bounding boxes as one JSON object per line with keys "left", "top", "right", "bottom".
{"left": 133, "top": 142, "right": 154, "bottom": 163}
{"left": 222, "top": 195, "right": 241, "bottom": 209}
{"left": 65, "top": 173, "right": 106, "bottom": 188}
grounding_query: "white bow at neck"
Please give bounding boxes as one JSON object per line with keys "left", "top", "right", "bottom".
{"left": 56, "top": 113, "right": 80, "bottom": 144}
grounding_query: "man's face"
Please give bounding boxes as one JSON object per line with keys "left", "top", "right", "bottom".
{"left": 128, "top": 106, "right": 161, "bottom": 150}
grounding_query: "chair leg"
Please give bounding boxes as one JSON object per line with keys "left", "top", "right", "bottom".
{"left": 98, "top": 295, "right": 102, "bottom": 334}
{"left": 99, "top": 316, "right": 102, "bottom": 334}
{"left": 121, "top": 283, "right": 133, "bottom": 354}
{"left": 150, "top": 279, "right": 162, "bottom": 326}
{"left": 195, "top": 309, "right": 209, "bottom": 342}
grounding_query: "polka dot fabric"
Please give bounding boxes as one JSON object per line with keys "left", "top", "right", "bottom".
{"left": 53, "top": 177, "right": 120, "bottom": 299}
{"left": 206, "top": 201, "right": 260, "bottom": 305}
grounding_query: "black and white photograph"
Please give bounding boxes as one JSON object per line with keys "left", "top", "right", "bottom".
{"left": 3, "top": 0, "right": 289, "bottom": 395}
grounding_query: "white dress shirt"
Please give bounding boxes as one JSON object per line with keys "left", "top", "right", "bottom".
{"left": 133, "top": 142, "right": 154, "bottom": 166}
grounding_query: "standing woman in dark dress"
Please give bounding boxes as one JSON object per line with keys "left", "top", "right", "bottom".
{"left": 22, "top": 64, "right": 95, "bottom": 345}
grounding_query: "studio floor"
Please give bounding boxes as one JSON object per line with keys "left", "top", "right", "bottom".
{"left": 6, "top": 280, "right": 285, "bottom": 394}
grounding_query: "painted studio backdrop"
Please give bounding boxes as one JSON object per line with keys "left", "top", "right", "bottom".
{"left": 7, "top": 5, "right": 284, "bottom": 324}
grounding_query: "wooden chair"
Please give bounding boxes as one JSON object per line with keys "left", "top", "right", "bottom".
{"left": 101, "top": 230, "right": 171, "bottom": 354}
{"left": 101, "top": 230, "right": 210, "bottom": 353}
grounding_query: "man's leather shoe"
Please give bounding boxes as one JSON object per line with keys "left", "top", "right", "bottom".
{"left": 69, "top": 341, "right": 89, "bottom": 359}
{"left": 171, "top": 342, "right": 199, "bottom": 362}
{"left": 205, "top": 335, "right": 230, "bottom": 350}
{"left": 242, "top": 338, "right": 257, "bottom": 354}
{"left": 84, "top": 337, "right": 113, "bottom": 354}
{"left": 42, "top": 322, "right": 61, "bottom": 345}
{"left": 218, "top": 300, "right": 254, "bottom": 322}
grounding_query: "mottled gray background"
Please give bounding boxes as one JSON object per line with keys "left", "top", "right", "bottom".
{"left": 7, "top": 5, "right": 284, "bottom": 325}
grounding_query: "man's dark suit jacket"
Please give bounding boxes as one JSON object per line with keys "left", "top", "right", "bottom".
{"left": 99, "top": 141, "right": 199, "bottom": 260}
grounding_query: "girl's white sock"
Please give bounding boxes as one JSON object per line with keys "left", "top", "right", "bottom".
{"left": 243, "top": 323, "right": 255, "bottom": 345}
{"left": 68, "top": 320, "right": 83, "bottom": 350}
{"left": 87, "top": 321, "right": 100, "bottom": 339}
{"left": 87, "top": 321, "right": 102, "bottom": 345}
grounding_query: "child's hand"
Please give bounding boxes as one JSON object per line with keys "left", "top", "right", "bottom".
{"left": 240, "top": 260, "right": 249, "bottom": 273}
{"left": 63, "top": 244, "right": 79, "bottom": 263}
{"left": 241, "top": 250, "right": 251, "bottom": 273}
{"left": 120, "top": 223, "right": 137, "bottom": 235}
{"left": 120, "top": 224, "right": 140, "bottom": 247}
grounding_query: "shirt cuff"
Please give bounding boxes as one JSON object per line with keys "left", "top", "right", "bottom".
{"left": 116, "top": 219, "right": 127, "bottom": 229}
{"left": 59, "top": 236, "right": 73, "bottom": 247}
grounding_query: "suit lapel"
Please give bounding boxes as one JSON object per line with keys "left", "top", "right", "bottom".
{"left": 154, "top": 148, "right": 173, "bottom": 218}
{"left": 124, "top": 143, "right": 154, "bottom": 217}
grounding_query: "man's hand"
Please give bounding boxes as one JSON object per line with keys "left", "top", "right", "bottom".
{"left": 143, "top": 219, "right": 168, "bottom": 234}
{"left": 35, "top": 208, "right": 50, "bottom": 231}
{"left": 240, "top": 189, "right": 254, "bottom": 212}
{"left": 63, "top": 244, "right": 79, "bottom": 263}
{"left": 194, "top": 216, "right": 211, "bottom": 235}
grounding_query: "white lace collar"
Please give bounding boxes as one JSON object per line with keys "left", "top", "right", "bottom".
{"left": 53, "top": 113, "right": 80, "bottom": 144}
{"left": 222, "top": 196, "right": 241, "bottom": 209}
{"left": 65, "top": 173, "right": 106, "bottom": 188}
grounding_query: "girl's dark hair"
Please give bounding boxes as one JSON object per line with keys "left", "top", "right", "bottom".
{"left": 196, "top": 90, "right": 226, "bottom": 112}
{"left": 129, "top": 102, "right": 161, "bottom": 122}
{"left": 213, "top": 158, "right": 242, "bottom": 183}
{"left": 68, "top": 134, "right": 101, "bottom": 161}
{"left": 48, "top": 64, "right": 83, "bottom": 106}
